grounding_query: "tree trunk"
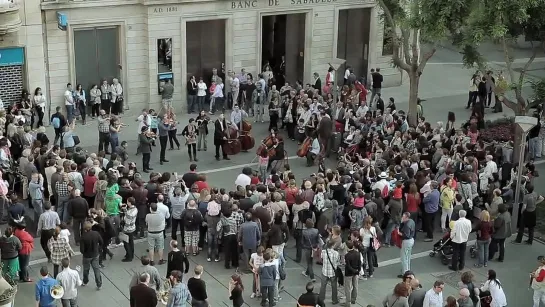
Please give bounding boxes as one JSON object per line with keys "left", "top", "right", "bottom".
{"left": 407, "top": 71, "right": 419, "bottom": 127}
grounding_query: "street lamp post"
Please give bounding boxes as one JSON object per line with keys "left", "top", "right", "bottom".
{"left": 512, "top": 116, "right": 538, "bottom": 233}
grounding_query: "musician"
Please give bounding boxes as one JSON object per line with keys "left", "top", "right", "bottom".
{"left": 181, "top": 118, "right": 198, "bottom": 162}
{"left": 138, "top": 126, "right": 154, "bottom": 173}
{"left": 264, "top": 128, "right": 284, "bottom": 171}
{"left": 316, "top": 114, "right": 333, "bottom": 157}
{"left": 306, "top": 134, "right": 321, "bottom": 167}
{"left": 214, "top": 114, "right": 230, "bottom": 161}
{"left": 196, "top": 111, "right": 209, "bottom": 151}
{"left": 230, "top": 104, "right": 248, "bottom": 131}
{"left": 157, "top": 116, "right": 171, "bottom": 165}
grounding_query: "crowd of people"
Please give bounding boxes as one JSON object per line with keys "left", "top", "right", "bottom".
{"left": 0, "top": 65, "right": 542, "bottom": 307}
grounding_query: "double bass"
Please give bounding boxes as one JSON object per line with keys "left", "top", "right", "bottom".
{"left": 256, "top": 135, "right": 277, "bottom": 157}
{"left": 297, "top": 137, "right": 312, "bottom": 157}
{"left": 223, "top": 123, "right": 241, "bottom": 156}
{"left": 239, "top": 120, "right": 255, "bottom": 151}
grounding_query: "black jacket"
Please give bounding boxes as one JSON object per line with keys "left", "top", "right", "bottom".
{"left": 67, "top": 197, "right": 89, "bottom": 219}
{"left": 80, "top": 230, "right": 103, "bottom": 258}
{"left": 166, "top": 250, "right": 190, "bottom": 278}
{"left": 130, "top": 283, "right": 158, "bottom": 307}
{"left": 214, "top": 119, "right": 227, "bottom": 145}
{"left": 344, "top": 249, "right": 361, "bottom": 276}
{"left": 298, "top": 292, "right": 325, "bottom": 307}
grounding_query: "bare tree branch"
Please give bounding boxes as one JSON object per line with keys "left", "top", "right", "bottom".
{"left": 501, "top": 37, "right": 516, "bottom": 89}
{"left": 498, "top": 95, "right": 522, "bottom": 114}
{"left": 401, "top": 29, "right": 412, "bottom": 65}
{"left": 518, "top": 41, "right": 537, "bottom": 90}
{"left": 417, "top": 48, "right": 437, "bottom": 73}
{"left": 376, "top": 0, "right": 411, "bottom": 72}
{"left": 411, "top": 28, "right": 419, "bottom": 66}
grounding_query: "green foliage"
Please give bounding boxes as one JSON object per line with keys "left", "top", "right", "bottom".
{"left": 530, "top": 78, "right": 545, "bottom": 103}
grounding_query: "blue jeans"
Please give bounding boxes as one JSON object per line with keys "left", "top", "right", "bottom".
{"left": 383, "top": 221, "right": 397, "bottom": 245}
{"left": 529, "top": 137, "right": 541, "bottom": 159}
{"left": 110, "top": 136, "right": 119, "bottom": 152}
{"left": 207, "top": 232, "right": 218, "bottom": 259}
{"left": 304, "top": 249, "right": 314, "bottom": 279}
{"left": 401, "top": 238, "right": 414, "bottom": 274}
{"left": 82, "top": 256, "right": 102, "bottom": 287}
{"left": 197, "top": 96, "right": 205, "bottom": 111}
{"left": 57, "top": 195, "right": 69, "bottom": 223}
{"left": 66, "top": 105, "right": 74, "bottom": 124}
{"left": 188, "top": 95, "right": 196, "bottom": 113}
{"left": 477, "top": 239, "right": 490, "bottom": 265}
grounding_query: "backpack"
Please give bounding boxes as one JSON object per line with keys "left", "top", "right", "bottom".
{"left": 184, "top": 210, "right": 197, "bottom": 228}
{"left": 52, "top": 117, "right": 61, "bottom": 129}
{"left": 298, "top": 208, "right": 313, "bottom": 224}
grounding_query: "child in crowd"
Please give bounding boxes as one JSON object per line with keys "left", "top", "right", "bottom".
{"left": 257, "top": 148, "right": 269, "bottom": 183}
{"left": 269, "top": 249, "right": 285, "bottom": 304}
{"left": 258, "top": 250, "right": 277, "bottom": 307}
{"left": 58, "top": 222, "right": 70, "bottom": 244}
{"left": 249, "top": 246, "right": 265, "bottom": 298}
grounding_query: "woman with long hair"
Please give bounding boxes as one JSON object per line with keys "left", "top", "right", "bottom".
{"left": 480, "top": 269, "right": 507, "bottom": 307}
{"left": 475, "top": 210, "right": 493, "bottom": 268}
{"left": 458, "top": 270, "right": 479, "bottom": 306}
{"left": 33, "top": 87, "right": 46, "bottom": 128}
{"left": 406, "top": 183, "right": 420, "bottom": 222}
{"left": 47, "top": 226, "right": 74, "bottom": 278}
{"left": 229, "top": 273, "right": 245, "bottom": 307}
{"left": 359, "top": 216, "right": 379, "bottom": 278}
{"left": 0, "top": 227, "right": 21, "bottom": 281}
{"left": 382, "top": 282, "right": 410, "bottom": 307}
{"left": 74, "top": 84, "right": 87, "bottom": 124}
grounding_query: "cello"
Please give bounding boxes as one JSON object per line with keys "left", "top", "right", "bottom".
{"left": 223, "top": 123, "right": 241, "bottom": 156}
{"left": 297, "top": 137, "right": 312, "bottom": 157}
{"left": 239, "top": 120, "right": 255, "bottom": 151}
{"left": 257, "top": 135, "right": 276, "bottom": 157}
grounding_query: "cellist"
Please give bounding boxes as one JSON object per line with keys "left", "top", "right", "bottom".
{"left": 230, "top": 104, "right": 248, "bottom": 132}
{"left": 262, "top": 128, "right": 285, "bottom": 171}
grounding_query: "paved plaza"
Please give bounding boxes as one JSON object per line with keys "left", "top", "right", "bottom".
{"left": 11, "top": 45, "right": 545, "bottom": 306}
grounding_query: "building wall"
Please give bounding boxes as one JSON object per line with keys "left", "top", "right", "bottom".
{"left": 39, "top": 0, "right": 401, "bottom": 116}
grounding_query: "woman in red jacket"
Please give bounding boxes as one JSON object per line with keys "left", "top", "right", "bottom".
{"left": 13, "top": 220, "right": 34, "bottom": 282}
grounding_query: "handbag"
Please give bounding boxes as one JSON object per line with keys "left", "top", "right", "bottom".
{"left": 325, "top": 248, "right": 344, "bottom": 286}
{"left": 371, "top": 227, "right": 381, "bottom": 251}
{"left": 72, "top": 135, "right": 81, "bottom": 146}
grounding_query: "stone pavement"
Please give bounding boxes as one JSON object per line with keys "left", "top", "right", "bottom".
{"left": 14, "top": 231, "right": 538, "bottom": 306}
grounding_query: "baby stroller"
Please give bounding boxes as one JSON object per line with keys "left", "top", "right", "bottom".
{"left": 429, "top": 232, "right": 453, "bottom": 265}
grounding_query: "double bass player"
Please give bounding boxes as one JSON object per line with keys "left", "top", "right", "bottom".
{"left": 214, "top": 114, "right": 230, "bottom": 161}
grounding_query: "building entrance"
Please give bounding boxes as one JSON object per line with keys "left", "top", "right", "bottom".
{"left": 261, "top": 13, "right": 305, "bottom": 86}
{"left": 186, "top": 19, "right": 226, "bottom": 85}
{"left": 336, "top": 8, "right": 371, "bottom": 85}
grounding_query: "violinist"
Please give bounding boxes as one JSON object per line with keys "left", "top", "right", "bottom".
{"left": 182, "top": 118, "right": 198, "bottom": 162}
{"left": 214, "top": 113, "right": 230, "bottom": 161}
{"left": 157, "top": 115, "right": 171, "bottom": 165}
{"left": 196, "top": 110, "right": 209, "bottom": 151}
{"left": 264, "top": 128, "right": 284, "bottom": 171}
{"left": 138, "top": 126, "right": 154, "bottom": 173}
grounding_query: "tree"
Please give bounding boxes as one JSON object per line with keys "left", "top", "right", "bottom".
{"left": 456, "top": 0, "right": 545, "bottom": 115}
{"left": 377, "top": 0, "right": 471, "bottom": 126}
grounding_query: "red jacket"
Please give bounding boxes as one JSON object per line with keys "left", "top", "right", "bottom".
{"left": 195, "top": 181, "right": 209, "bottom": 193}
{"left": 14, "top": 228, "right": 34, "bottom": 255}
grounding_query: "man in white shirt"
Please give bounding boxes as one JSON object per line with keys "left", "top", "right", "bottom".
{"left": 136, "top": 109, "right": 151, "bottom": 135}
{"left": 231, "top": 72, "right": 240, "bottom": 108}
{"left": 64, "top": 83, "right": 74, "bottom": 124}
{"left": 449, "top": 210, "right": 472, "bottom": 271}
{"left": 423, "top": 280, "right": 444, "bottom": 307}
{"left": 235, "top": 167, "right": 252, "bottom": 188}
{"left": 155, "top": 194, "right": 171, "bottom": 221}
{"left": 56, "top": 257, "right": 83, "bottom": 307}
{"left": 212, "top": 79, "right": 224, "bottom": 114}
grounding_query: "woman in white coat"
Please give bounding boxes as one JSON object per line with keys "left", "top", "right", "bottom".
{"left": 480, "top": 269, "right": 507, "bottom": 307}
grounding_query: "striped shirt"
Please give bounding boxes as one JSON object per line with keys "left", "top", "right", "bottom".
{"left": 98, "top": 117, "right": 110, "bottom": 133}
{"left": 55, "top": 181, "right": 70, "bottom": 197}
{"left": 216, "top": 215, "right": 237, "bottom": 236}
{"left": 167, "top": 282, "right": 192, "bottom": 307}
{"left": 38, "top": 211, "right": 61, "bottom": 232}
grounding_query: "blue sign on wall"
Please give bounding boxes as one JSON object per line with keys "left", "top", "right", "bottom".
{"left": 0, "top": 47, "right": 25, "bottom": 67}
{"left": 57, "top": 12, "right": 67, "bottom": 31}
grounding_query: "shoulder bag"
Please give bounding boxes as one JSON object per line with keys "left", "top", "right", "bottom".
{"left": 370, "top": 227, "right": 381, "bottom": 251}
{"left": 325, "top": 248, "right": 344, "bottom": 286}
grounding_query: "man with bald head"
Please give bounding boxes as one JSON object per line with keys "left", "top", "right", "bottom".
{"left": 67, "top": 189, "right": 89, "bottom": 245}
{"left": 408, "top": 278, "right": 425, "bottom": 307}
{"left": 182, "top": 199, "right": 204, "bottom": 255}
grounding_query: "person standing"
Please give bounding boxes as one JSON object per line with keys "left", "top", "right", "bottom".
{"left": 489, "top": 204, "right": 511, "bottom": 262}
{"left": 196, "top": 111, "right": 209, "bottom": 151}
{"left": 67, "top": 189, "right": 88, "bottom": 245}
{"left": 229, "top": 274, "right": 245, "bottom": 307}
{"left": 97, "top": 110, "right": 111, "bottom": 154}
{"left": 449, "top": 210, "right": 472, "bottom": 272}
{"left": 182, "top": 118, "right": 198, "bottom": 162}
{"left": 252, "top": 82, "right": 266, "bottom": 123}
{"left": 138, "top": 126, "right": 153, "bottom": 173}
{"left": 196, "top": 78, "right": 207, "bottom": 112}
{"left": 122, "top": 197, "right": 138, "bottom": 262}
{"left": 370, "top": 68, "right": 383, "bottom": 103}
{"left": 33, "top": 87, "right": 47, "bottom": 127}
{"left": 531, "top": 256, "right": 545, "bottom": 307}
{"left": 166, "top": 270, "right": 192, "bottom": 307}
{"left": 399, "top": 212, "right": 416, "bottom": 278}
{"left": 130, "top": 273, "right": 158, "bottom": 307}
{"left": 231, "top": 72, "right": 240, "bottom": 109}
{"left": 298, "top": 282, "right": 325, "bottom": 307}
{"left": 344, "top": 240, "right": 362, "bottom": 305}
{"left": 166, "top": 240, "right": 190, "bottom": 279}
{"left": 160, "top": 78, "right": 175, "bottom": 111}
{"left": 187, "top": 265, "right": 209, "bottom": 307}
{"left": 110, "top": 78, "right": 123, "bottom": 115}
{"left": 146, "top": 203, "right": 166, "bottom": 265}
{"left": 422, "top": 181, "right": 440, "bottom": 242}
{"left": 158, "top": 115, "right": 171, "bottom": 165}
{"left": 238, "top": 212, "right": 260, "bottom": 272}
{"left": 56, "top": 257, "right": 83, "bottom": 307}
{"left": 35, "top": 266, "right": 59, "bottom": 307}
{"left": 319, "top": 241, "right": 339, "bottom": 305}
{"left": 28, "top": 172, "right": 45, "bottom": 216}
{"left": 47, "top": 227, "right": 74, "bottom": 278}
{"left": 100, "top": 80, "right": 111, "bottom": 112}
{"left": 64, "top": 83, "right": 75, "bottom": 124}
{"left": 50, "top": 106, "right": 67, "bottom": 145}
{"left": 80, "top": 221, "right": 103, "bottom": 290}
{"left": 423, "top": 281, "right": 445, "bottom": 307}
{"left": 37, "top": 201, "right": 61, "bottom": 262}
{"left": 214, "top": 114, "right": 229, "bottom": 161}
{"left": 211, "top": 78, "right": 224, "bottom": 114}
{"left": 513, "top": 183, "right": 543, "bottom": 245}
{"left": 129, "top": 256, "right": 162, "bottom": 291}
{"left": 13, "top": 220, "right": 34, "bottom": 283}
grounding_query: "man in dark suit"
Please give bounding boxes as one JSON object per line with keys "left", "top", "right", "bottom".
{"left": 214, "top": 113, "right": 230, "bottom": 161}
{"left": 138, "top": 126, "right": 153, "bottom": 173}
{"left": 312, "top": 72, "right": 322, "bottom": 95}
{"left": 129, "top": 273, "right": 157, "bottom": 307}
